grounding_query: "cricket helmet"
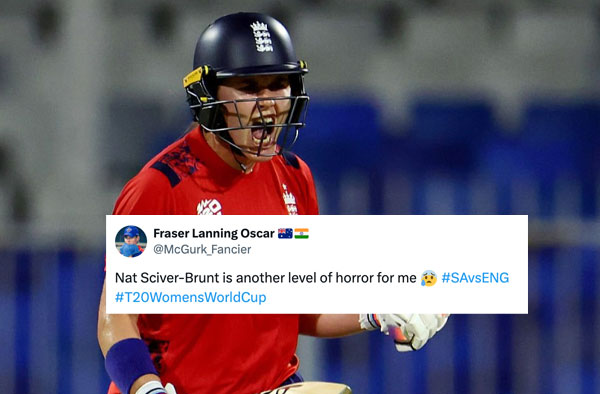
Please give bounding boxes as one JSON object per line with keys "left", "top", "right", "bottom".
{"left": 183, "top": 12, "right": 309, "bottom": 156}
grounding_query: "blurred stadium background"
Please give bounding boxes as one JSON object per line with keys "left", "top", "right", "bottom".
{"left": 1, "top": 0, "right": 599, "bottom": 393}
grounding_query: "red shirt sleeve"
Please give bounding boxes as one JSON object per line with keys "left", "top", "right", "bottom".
{"left": 113, "top": 168, "right": 175, "bottom": 215}
{"left": 105, "top": 169, "right": 171, "bottom": 271}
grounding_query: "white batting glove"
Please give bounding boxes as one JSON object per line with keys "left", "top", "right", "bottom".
{"left": 359, "top": 314, "right": 449, "bottom": 351}
{"left": 135, "top": 381, "right": 177, "bottom": 394}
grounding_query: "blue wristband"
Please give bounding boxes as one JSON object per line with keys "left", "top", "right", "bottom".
{"left": 105, "top": 338, "right": 158, "bottom": 394}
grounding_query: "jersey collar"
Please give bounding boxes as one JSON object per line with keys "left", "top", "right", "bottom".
{"left": 186, "top": 126, "right": 260, "bottom": 180}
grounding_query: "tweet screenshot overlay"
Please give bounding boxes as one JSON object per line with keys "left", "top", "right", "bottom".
{"left": 106, "top": 215, "right": 528, "bottom": 314}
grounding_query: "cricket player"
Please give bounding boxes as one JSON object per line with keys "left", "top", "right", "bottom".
{"left": 97, "top": 12, "right": 448, "bottom": 394}
{"left": 119, "top": 226, "right": 144, "bottom": 258}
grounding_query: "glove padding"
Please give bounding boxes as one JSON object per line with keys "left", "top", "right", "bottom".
{"left": 360, "top": 314, "right": 449, "bottom": 352}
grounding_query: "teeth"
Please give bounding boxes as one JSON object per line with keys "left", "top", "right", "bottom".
{"left": 251, "top": 117, "right": 275, "bottom": 126}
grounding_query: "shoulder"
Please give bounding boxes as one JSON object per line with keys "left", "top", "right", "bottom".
{"left": 113, "top": 168, "right": 174, "bottom": 214}
{"left": 281, "top": 151, "right": 302, "bottom": 170}
{"left": 146, "top": 138, "right": 204, "bottom": 188}
{"left": 276, "top": 151, "right": 313, "bottom": 178}
{"left": 114, "top": 138, "right": 197, "bottom": 214}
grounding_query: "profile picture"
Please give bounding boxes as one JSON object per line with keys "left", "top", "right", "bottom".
{"left": 115, "top": 226, "right": 147, "bottom": 258}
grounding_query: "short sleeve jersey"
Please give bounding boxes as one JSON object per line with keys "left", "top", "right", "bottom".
{"left": 108, "top": 127, "right": 318, "bottom": 394}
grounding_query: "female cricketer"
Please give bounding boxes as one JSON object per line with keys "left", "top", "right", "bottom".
{"left": 97, "top": 12, "right": 448, "bottom": 394}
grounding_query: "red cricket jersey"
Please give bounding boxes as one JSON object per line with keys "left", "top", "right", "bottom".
{"left": 108, "top": 127, "right": 318, "bottom": 394}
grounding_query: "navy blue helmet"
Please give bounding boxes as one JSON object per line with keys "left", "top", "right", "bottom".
{"left": 183, "top": 12, "right": 309, "bottom": 156}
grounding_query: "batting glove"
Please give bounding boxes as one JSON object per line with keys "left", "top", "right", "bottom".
{"left": 135, "top": 381, "right": 177, "bottom": 394}
{"left": 359, "top": 314, "right": 449, "bottom": 351}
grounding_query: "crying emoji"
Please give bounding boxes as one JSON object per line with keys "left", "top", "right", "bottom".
{"left": 421, "top": 270, "right": 437, "bottom": 287}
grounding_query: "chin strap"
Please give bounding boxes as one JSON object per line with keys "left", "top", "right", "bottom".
{"left": 232, "top": 152, "right": 250, "bottom": 173}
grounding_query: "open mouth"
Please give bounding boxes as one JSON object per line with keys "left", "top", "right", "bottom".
{"left": 250, "top": 117, "right": 276, "bottom": 146}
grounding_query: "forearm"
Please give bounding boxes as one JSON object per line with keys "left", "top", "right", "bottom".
{"left": 98, "top": 280, "right": 161, "bottom": 393}
{"left": 298, "top": 314, "right": 362, "bottom": 337}
{"left": 97, "top": 280, "right": 141, "bottom": 355}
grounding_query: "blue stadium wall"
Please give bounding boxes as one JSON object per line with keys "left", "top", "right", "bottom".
{"left": 3, "top": 96, "right": 599, "bottom": 394}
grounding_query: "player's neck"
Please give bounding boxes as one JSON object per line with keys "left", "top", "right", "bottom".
{"left": 203, "top": 131, "right": 256, "bottom": 174}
